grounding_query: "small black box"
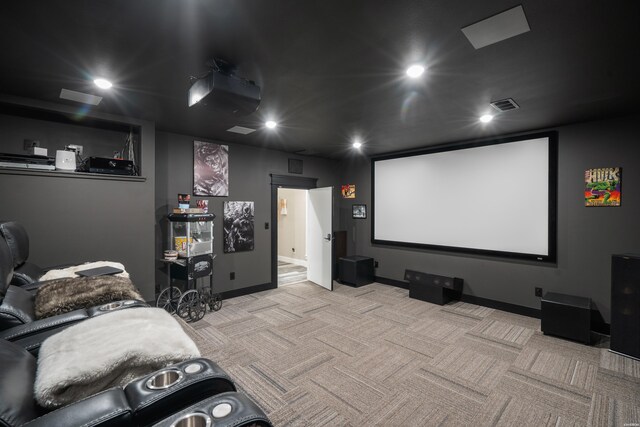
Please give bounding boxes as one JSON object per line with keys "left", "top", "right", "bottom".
{"left": 406, "top": 270, "right": 463, "bottom": 305}
{"left": 82, "top": 157, "right": 135, "bottom": 175}
{"left": 339, "top": 256, "right": 374, "bottom": 287}
{"left": 541, "top": 292, "right": 591, "bottom": 344}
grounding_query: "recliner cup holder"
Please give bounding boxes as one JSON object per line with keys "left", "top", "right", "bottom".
{"left": 99, "top": 301, "right": 124, "bottom": 311}
{"left": 170, "top": 412, "right": 211, "bottom": 427}
{"left": 146, "top": 369, "right": 184, "bottom": 390}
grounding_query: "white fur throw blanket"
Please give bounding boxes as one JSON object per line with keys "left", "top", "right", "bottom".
{"left": 39, "top": 261, "right": 130, "bottom": 281}
{"left": 35, "top": 307, "right": 200, "bottom": 409}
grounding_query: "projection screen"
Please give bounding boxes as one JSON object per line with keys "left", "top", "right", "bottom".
{"left": 372, "top": 132, "right": 557, "bottom": 262}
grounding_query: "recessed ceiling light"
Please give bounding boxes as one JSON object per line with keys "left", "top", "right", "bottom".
{"left": 265, "top": 120, "right": 277, "bottom": 129}
{"left": 352, "top": 141, "right": 362, "bottom": 149}
{"left": 406, "top": 64, "right": 425, "bottom": 78}
{"left": 479, "top": 114, "right": 494, "bottom": 123}
{"left": 93, "top": 78, "right": 113, "bottom": 89}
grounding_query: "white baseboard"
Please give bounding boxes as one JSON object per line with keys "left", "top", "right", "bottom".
{"left": 278, "top": 255, "right": 308, "bottom": 267}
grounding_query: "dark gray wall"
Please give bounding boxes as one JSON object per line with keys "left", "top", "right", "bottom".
{"left": 339, "top": 114, "right": 640, "bottom": 322}
{"left": 0, "top": 95, "right": 156, "bottom": 301}
{"left": 155, "top": 131, "right": 342, "bottom": 295}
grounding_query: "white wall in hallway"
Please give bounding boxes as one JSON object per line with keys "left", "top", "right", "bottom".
{"left": 277, "top": 188, "right": 307, "bottom": 263}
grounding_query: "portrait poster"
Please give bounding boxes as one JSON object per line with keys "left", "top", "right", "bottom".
{"left": 193, "top": 141, "right": 229, "bottom": 196}
{"left": 585, "top": 167, "right": 621, "bottom": 207}
{"left": 341, "top": 184, "right": 356, "bottom": 198}
{"left": 223, "top": 201, "right": 254, "bottom": 253}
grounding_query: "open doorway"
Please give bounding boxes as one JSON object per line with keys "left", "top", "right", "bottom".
{"left": 277, "top": 188, "right": 308, "bottom": 286}
{"left": 270, "top": 174, "right": 333, "bottom": 291}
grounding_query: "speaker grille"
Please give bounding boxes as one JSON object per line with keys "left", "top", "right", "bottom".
{"left": 288, "top": 159, "right": 303, "bottom": 174}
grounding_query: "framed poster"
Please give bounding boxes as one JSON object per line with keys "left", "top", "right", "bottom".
{"left": 341, "top": 184, "right": 355, "bottom": 198}
{"left": 223, "top": 201, "right": 254, "bottom": 253}
{"left": 193, "top": 141, "right": 229, "bottom": 196}
{"left": 352, "top": 204, "right": 367, "bottom": 219}
{"left": 585, "top": 167, "right": 621, "bottom": 207}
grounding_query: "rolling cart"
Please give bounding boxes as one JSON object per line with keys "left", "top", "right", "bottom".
{"left": 156, "top": 213, "right": 222, "bottom": 322}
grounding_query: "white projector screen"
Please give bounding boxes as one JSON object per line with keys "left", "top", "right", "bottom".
{"left": 372, "top": 133, "right": 556, "bottom": 262}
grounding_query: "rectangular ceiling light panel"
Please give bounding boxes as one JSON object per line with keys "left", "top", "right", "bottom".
{"left": 59, "top": 88, "right": 102, "bottom": 105}
{"left": 226, "top": 126, "right": 256, "bottom": 135}
{"left": 461, "top": 5, "right": 530, "bottom": 49}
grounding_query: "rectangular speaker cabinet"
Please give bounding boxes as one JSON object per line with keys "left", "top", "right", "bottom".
{"left": 611, "top": 254, "right": 640, "bottom": 360}
{"left": 338, "top": 256, "right": 374, "bottom": 287}
{"left": 406, "top": 270, "right": 463, "bottom": 305}
{"left": 541, "top": 292, "right": 591, "bottom": 344}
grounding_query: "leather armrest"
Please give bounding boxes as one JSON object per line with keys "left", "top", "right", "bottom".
{"left": 0, "top": 285, "right": 36, "bottom": 330}
{"left": 153, "top": 392, "right": 272, "bottom": 427}
{"left": 124, "top": 358, "right": 236, "bottom": 426}
{"left": 24, "top": 388, "right": 133, "bottom": 427}
{"left": 0, "top": 308, "right": 88, "bottom": 341}
{"left": 86, "top": 299, "right": 149, "bottom": 317}
{"left": 9, "top": 323, "right": 76, "bottom": 357}
{"left": 15, "top": 262, "right": 45, "bottom": 283}
{"left": 11, "top": 271, "right": 38, "bottom": 288}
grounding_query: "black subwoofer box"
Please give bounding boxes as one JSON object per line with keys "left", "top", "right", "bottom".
{"left": 541, "top": 292, "right": 591, "bottom": 344}
{"left": 611, "top": 254, "right": 640, "bottom": 359}
{"left": 338, "top": 256, "right": 374, "bottom": 287}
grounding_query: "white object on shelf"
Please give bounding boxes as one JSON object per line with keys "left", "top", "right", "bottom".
{"left": 55, "top": 150, "right": 76, "bottom": 171}
{"left": 30, "top": 147, "right": 48, "bottom": 156}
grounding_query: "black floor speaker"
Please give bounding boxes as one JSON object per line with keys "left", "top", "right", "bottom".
{"left": 611, "top": 254, "right": 640, "bottom": 360}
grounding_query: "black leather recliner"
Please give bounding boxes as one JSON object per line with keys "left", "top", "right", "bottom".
{"left": 0, "top": 233, "right": 147, "bottom": 354}
{"left": 0, "top": 338, "right": 237, "bottom": 427}
{"left": 0, "top": 221, "right": 58, "bottom": 288}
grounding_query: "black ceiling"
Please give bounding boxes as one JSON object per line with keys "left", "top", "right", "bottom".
{"left": 1, "top": 1, "right": 639, "bottom": 158}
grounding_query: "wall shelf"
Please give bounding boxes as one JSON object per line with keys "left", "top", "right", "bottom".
{"left": 0, "top": 167, "right": 146, "bottom": 182}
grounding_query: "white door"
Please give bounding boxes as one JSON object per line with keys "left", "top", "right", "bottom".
{"left": 306, "top": 187, "right": 333, "bottom": 290}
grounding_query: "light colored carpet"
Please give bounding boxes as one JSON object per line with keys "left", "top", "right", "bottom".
{"left": 278, "top": 262, "right": 307, "bottom": 286}
{"left": 181, "top": 281, "right": 640, "bottom": 426}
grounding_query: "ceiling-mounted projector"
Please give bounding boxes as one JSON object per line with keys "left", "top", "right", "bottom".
{"left": 188, "top": 58, "right": 260, "bottom": 115}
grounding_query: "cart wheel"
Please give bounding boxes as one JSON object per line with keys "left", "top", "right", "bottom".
{"left": 211, "top": 294, "right": 222, "bottom": 311}
{"left": 190, "top": 294, "right": 207, "bottom": 321}
{"left": 177, "top": 290, "right": 199, "bottom": 320}
{"left": 156, "top": 287, "right": 182, "bottom": 314}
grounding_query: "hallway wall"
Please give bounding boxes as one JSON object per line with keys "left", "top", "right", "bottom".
{"left": 277, "top": 188, "right": 307, "bottom": 264}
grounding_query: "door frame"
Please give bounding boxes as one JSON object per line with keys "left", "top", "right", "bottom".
{"left": 270, "top": 174, "right": 318, "bottom": 288}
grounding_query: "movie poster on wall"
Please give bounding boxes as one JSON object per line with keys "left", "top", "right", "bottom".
{"left": 223, "top": 201, "right": 255, "bottom": 253}
{"left": 585, "top": 167, "right": 621, "bottom": 207}
{"left": 193, "top": 141, "right": 229, "bottom": 196}
{"left": 341, "top": 184, "right": 355, "bottom": 198}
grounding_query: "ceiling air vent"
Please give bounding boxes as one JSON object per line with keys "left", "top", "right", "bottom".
{"left": 490, "top": 98, "right": 519, "bottom": 112}
{"left": 226, "top": 126, "right": 256, "bottom": 135}
{"left": 59, "top": 88, "right": 102, "bottom": 106}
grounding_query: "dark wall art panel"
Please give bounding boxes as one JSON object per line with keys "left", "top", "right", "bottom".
{"left": 223, "top": 201, "right": 255, "bottom": 253}
{"left": 193, "top": 140, "right": 229, "bottom": 196}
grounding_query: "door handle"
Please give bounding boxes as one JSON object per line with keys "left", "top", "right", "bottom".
{"left": 324, "top": 234, "right": 332, "bottom": 241}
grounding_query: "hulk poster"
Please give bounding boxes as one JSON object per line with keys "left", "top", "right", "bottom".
{"left": 585, "top": 167, "right": 621, "bottom": 207}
